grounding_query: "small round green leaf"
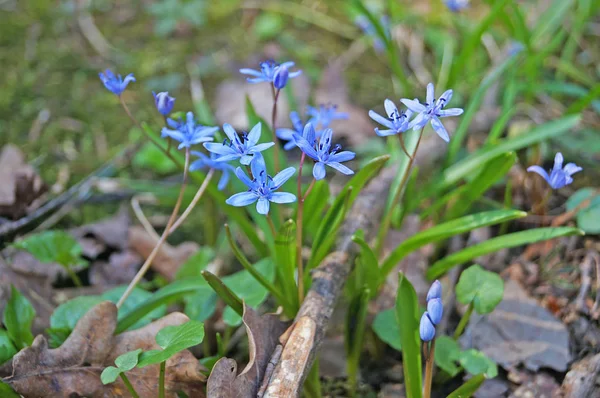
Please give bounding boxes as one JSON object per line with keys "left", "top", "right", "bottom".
{"left": 12, "top": 230, "right": 84, "bottom": 267}
{"left": 456, "top": 265, "right": 504, "bottom": 314}
{"left": 459, "top": 349, "right": 497, "bottom": 378}
{"left": 138, "top": 321, "right": 204, "bottom": 367}
{"left": 3, "top": 285, "right": 36, "bottom": 349}
{"left": 566, "top": 188, "right": 600, "bottom": 234}
{"left": 434, "top": 336, "right": 461, "bottom": 377}
{"left": 372, "top": 308, "right": 401, "bottom": 351}
{"left": 114, "top": 349, "right": 143, "bottom": 371}
{"left": 100, "top": 366, "right": 121, "bottom": 385}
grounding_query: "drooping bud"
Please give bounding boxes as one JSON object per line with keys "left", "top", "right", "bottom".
{"left": 427, "top": 298, "right": 443, "bottom": 325}
{"left": 273, "top": 64, "right": 289, "bottom": 89}
{"left": 153, "top": 92, "right": 176, "bottom": 116}
{"left": 419, "top": 312, "right": 436, "bottom": 342}
{"left": 426, "top": 280, "right": 442, "bottom": 301}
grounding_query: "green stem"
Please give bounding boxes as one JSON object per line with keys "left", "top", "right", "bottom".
{"left": 296, "top": 153, "right": 307, "bottom": 304}
{"left": 271, "top": 86, "right": 281, "bottom": 172}
{"left": 453, "top": 302, "right": 474, "bottom": 340}
{"left": 159, "top": 361, "right": 166, "bottom": 398}
{"left": 423, "top": 339, "right": 436, "bottom": 398}
{"left": 119, "top": 373, "right": 140, "bottom": 398}
{"left": 374, "top": 128, "right": 424, "bottom": 257}
{"left": 65, "top": 266, "right": 83, "bottom": 287}
{"left": 304, "top": 359, "right": 322, "bottom": 398}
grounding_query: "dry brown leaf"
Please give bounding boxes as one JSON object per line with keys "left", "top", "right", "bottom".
{"left": 4, "top": 301, "right": 207, "bottom": 398}
{"left": 71, "top": 207, "right": 131, "bottom": 258}
{"left": 89, "top": 250, "right": 142, "bottom": 287}
{"left": 207, "top": 305, "right": 290, "bottom": 398}
{"left": 0, "top": 144, "right": 47, "bottom": 220}
{"left": 128, "top": 225, "right": 199, "bottom": 280}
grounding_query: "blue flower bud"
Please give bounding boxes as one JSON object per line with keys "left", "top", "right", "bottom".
{"left": 153, "top": 92, "right": 176, "bottom": 116}
{"left": 419, "top": 312, "right": 436, "bottom": 342}
{"left": 273, "top": 65, "right": 289, "bottom": 89}
{"left": 427, "top": 298, "right": 443, "bottom": 325}
{"left": 426, "top": 280, "right": 442, "bottom": 301}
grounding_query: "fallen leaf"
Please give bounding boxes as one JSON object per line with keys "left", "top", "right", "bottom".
{"left": 509, "top": 372, "right": 559, "bottom": 398}
{"left": 0, "top": 145, "right": 47, "bottom": 220}
{"left": 207, "top": 305, "right": 289, "bottom": 398}
{"left": 460, "top": 280, "right": 571, "bottom": 372}
{"left": 3, "top": 301, "right": 207, "bottom": 397}
{"left": 128, "top": 225, "right": 199, "bottom": 280}
{"left": 71, "top": 207, "right": 131, "bottom": 258}
{"left": 89, "top": 250, "right": 142, "bottom": 287}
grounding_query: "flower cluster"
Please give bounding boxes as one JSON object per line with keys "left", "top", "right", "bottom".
{"left": 240, "top": 60, "right": 301, "bottom": 89}
{"left": 527, "top": 152, "right": 582, "bottom": 190}
{"left": 99, "top": 70, "right": 136, "bottom": 96}
{"left": 420, "top": 281, "right": 444, "bottom": 342}
{"left": 370, "top": 83, "right": 464, "bottom": 142}
{"left": 161, "top": 112, "right": 218, "bottom": 150}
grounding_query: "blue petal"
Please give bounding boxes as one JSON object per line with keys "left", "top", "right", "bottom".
{"left": 319, "top": 128, "right": 333, "bottom": 153}
{"left": 400, "top": 99, "right": 426, "bottom": 113}
{"left": 313, "top": 162, "right": 327, "bottom": 180}
{"left": 329, "top": 151, "right": 355, "bottom": 163}
{"left": 204, "top": 143, "right": 237, "bottom": 156}
{"left": 250, "top": 153, "right": 266, "bottom": 179}
{"left": 249, "top": 142, "right": 275, "bottom": 154}
{"left": 419, "top": 313, "right": 436, "bottom": 342}
{"left": 276, "top": 128, "right": 297, "bottom": 140}
{"left": 269, "top": 192, "right": 297, "bottom": 204}
{"left": 431, "top": 117, "right": 450, "bottom": 142}
{"left": 527, "top": 166, "right": 550, "bottom": 183}
{"left": 384, "top": 99, "right": 398, "bottom": 118}
{"left": 240, "top": 155, "right": 254, "bottom": 165}
{"left": 427, "top": 299, "right": 443, "bottom": 325}
{"left": 218, "top": 172, "right": 229, "bottom": 191}
{"left": 375, "top": 128, "right": 397, "bottom": 137}
{"left": 426, "top": 83, "right": 435, "bottom": 105}
{"left": 222, "top": 123, "right": 238, "bottom": 142}
{"left": 256, "top": 197, "right": 270, "bottom": 215}
{"left": 234, "top": 167, "right": 254, "bottom": 188}
{"left": 227, "top": 192, "right": 258, "bottom": 207}
{"left": 438, "top": 108, "right": 463, "bottom": 117}
{"left": 295, "top": 137, "right": 319, "bottom": 160}
{"left": 369, "top": 110, "right": 394, "bottom": 130}
{"left": 272, "top": 167, "right": 296, "bottom": 188}
{"left": 303, "top": 123, "right": 316, "bottom": 144}
{"left": 214, "top": 154, "right": 242, "bottom": 163}
{"left": 288, "top": 70, "right": 302, "bottom": 78}
{"left": 239, "top": 68, "right": 262, "bottom": 77}
{"left": 408, "top": 112, "right": 427, "bottom": 130}
{"left": 563, "top": 163, "right": 582, "bottom": 176}
{"left": 426, "top": 281, "right": 442, "bottom": 300}
{"left": 553, "top": 152, "right": 564, "bottom": 172}
{"left": 247, "top": 122, "right": 262, "bottom": 146}
{"left": 326, "top": 162, "right": 354, "bottom": 175}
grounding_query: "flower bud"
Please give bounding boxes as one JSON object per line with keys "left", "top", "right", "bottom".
{"left": 426, "top": 280, "right": 442, "bottom": 301}
{"left": 419, "top": 312, "right": 436, "bottom": 342}
{"left": 427, "top": 298, "right": 443, "bottom": 325}
{"left": 153, "top": 91, "right": 176, "bottom": 116}
{"left": 273, "top": 65, "right": 289, "bottom": 89}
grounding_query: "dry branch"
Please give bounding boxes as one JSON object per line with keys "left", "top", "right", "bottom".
{"left": 263, "top": 167, "right": 396, "bottom": 397}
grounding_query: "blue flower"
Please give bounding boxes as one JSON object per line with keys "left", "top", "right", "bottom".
{"left": 427, "top": 298, "right": 443, "bottom": 325}
{"left": 226, "top": 155, "right": 296, "bottom": 215}
{"left": 426, "top": 280, "right": 442, "bottom": 301}
{"left": 160, "top": 112, "right": 218, "bottom": 149}
{"left": 99, "top": 69, "right": 135, "bottom": 96}
{"left": 527, "top": 152, "right": 582, "bottom": 190}
{"left": 401, "top": 83, "right": 464, "bottom": 142}
{"left": 190, "top": 151, "right": 235, "bottom": 191}
{"left": 240, "top": 60, "right": 301, "bottom": 85}
{"left": 276, "top": 111, "right": 306, "bottom": 151}
{"left": 153, "top": 92, "right": 176, "bottom": 115}
{"left": 368, "top": 99, "right": 413, "bottom": 136}
{"left": 204, "top": 122, "right": 274, "bottom": 166}
{"left": 273, "top": 64, "right": 289, "bottom": 89}
{"left": 419, "top": 313, "right": 436, "bottom": 342}
{"left": 307, "top": 104, "right": 349, "bottom": 129}
{"left": 294, "top": 125, "right": 355, "bottom": 180}
{"left": 445, "top": 0, "right": 469, "bottom": 12}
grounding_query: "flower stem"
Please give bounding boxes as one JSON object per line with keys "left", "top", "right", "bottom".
{"left": 374, "top": 128, "right": 424, "bottom": 257}
{"left": 453, "top": 301, "right": 474, "bottom": 340}
{"left": 65, "top": 266, "right": 83, "bottom": 288}
{"left": 158, "top": 361, "right": 166, "bottom": 398}
{"left": 169, "top": 168, "right": 215, "bottom": 233}
{"left": 296, "top": 153, "right": 307, "bottom": 304}
{"left": 271, "top": 86, "right": 281, "bottom": 172}
{"left": 423, "top": 339, "right": 436, "bottom": 398}
{"left": 116, "top": 149, "right": 191, "bottom": 309}
{"left": 119, "top": 373, "right": 140, "bottom": 398}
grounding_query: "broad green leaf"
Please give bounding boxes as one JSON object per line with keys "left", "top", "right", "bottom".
{"left": 434, "top": 336, "right": 461, "bottom": 377}
{"left": 50, "top": 296, "right": 104, "bottom": 332}
{"left": 274, "top": 220, "right": 299, "bottom": 312}
{"left": 566, "top": 188, "right": 600, "bottom": 234}
{"left": 132, "top": 142, "right": 178, "bottom": 174}
{"left": 345, "top": 287, "right": 370, "bottom": 391}
{"left": 456, "top": 265, "right": 504, "bottom": 314}
{"left": 103, "top": 287, "right": 167, "bottom": 330}
{"left": 372, "top": 308, "right": 401, "bottom": 351}
{"left": 303, "top": 180, "right": 330, "bottom": 238}
{"left": 3, "top": 285, "right": 35, "bottom": 349}
{"left": 117, "top": 277, "right": 208, "bottom": 333}
{"left": 382, "top": 210, "right": 526, "bottom": 277}
{"left": 0, "top": 329, "right": 17, "bottom": 364}
{"left": 101, "top": 349, "right": 143, "bottom": 384}
{"left": 138, "top": 321, "right": 204, "bottom": 367}
{"left": 0, "top": 381, "right": 20, "bottom": 398}
{"left": 352, "top": 231, "right": 381, "bottom": 297}
{"left": 447, "top": 374, "right": 485, "bottom": 398}
{"left": 427, "top": 227, "right": 584, "bottom": 279}
{"left": 12, "top": 230, "right": 85, "bottom": 267}
{"left": 395, "top": 273, "right": 422, "bottom": 398}
{"left": 201, "top": 271, "right": 244, "bottom": 320}
{"left": 175, "top": 247, "right": 215, "bottom": 279}
{"left": 459, "top": 349, "right": 498, "bottom": 378}
{"left": 183, "top": 286, "right": 217, "bottom": 323}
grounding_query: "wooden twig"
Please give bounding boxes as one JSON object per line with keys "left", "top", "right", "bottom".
{"left": 575, "top": 253, "right": 593, "bottom": 314}
{"left": 262, "top": 167, "right": 395, "bottom": 397}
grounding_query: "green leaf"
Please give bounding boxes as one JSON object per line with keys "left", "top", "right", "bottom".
{"left": 12, "top": 230, "right": 85, "bottom": 267}
{"left": 427, "top": 227, "right": 584, "bottom": 279}
{"left": 459, "top": 349, "right": 498, "bottom": 378}
{"left": 3, "top": 285, "right": 36, "bottom": 349}
{"left": 456, "top": 265, "right": 504, "bottom": 314}
{"left": 103, "top": 287, "right": 167, "bottom": 330}
{"left": 303, "top": 180, "right": 330, "bottom": 238}
{"left": 50, "top": 296, "right": 104, "bottom": 331}
{"left": 372, "top": 308, "right": 401, "bottom": 351}
{"left": 446, "top": 374, "right": 486, "bottom": 398}
{"left": 566, "top": 188, "right": 600, "bottom": 234}
{"left": 531, "top": 0, "right": 574, "bottom": 46}
{"left": 395, "top": 273, "right": 422, "bottom": 398}
{"left": 201, "top": 271, "right": 244, "bottom": 321}
{"left": 138, "top": 321, "right": 204, "bottom": 367}
{"left": 434, "top": 336, "right": 461, "bottom": 377}
{"left": 0, "top": 381, "right": 20, "bottom": 398}
{"left": 175, "top": 247, "right": 215, "bottom": 279}
{"left": 132, "top": 142, "right": 178, "bottom": 174}
{"left": 351, "top": 231, "right": 381, "bottom": 297}
{"left": 183, "top": 286, "right": 217, "bottom": 323}
{"left": 101, "top": 349, "right": 143, "bottom": 384}
{"left": 274, "top": 220, "right": 299, "bottom": 313}
{"left": 0, "top": 329, "right": 17, "bottom": 365}
{"left": 381, "top": 210, "right": 526, "bottom": 277}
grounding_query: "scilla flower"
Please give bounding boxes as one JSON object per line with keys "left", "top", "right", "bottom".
{"left": 204, "top": 122, "right": 274, "bottom": 166}
{"left": 273, "top": 64, "right": 289, "bottom": 90}
{"left": 369, "top": 99, "right": 413, "bottom": 136}
{"left": 153, "top": 92, "right": 175, "bottom": 116}
{"left": 99, "top": 69, "right": 135, "bottom": 96}
{"left": 160, "top": 112, "right": 218, "bottom": 149}
{"left": 527, "top": 152, "right": 582, "bottom": 190}
{"left": 420, "top": 313, "right": 436, "bottom": 342}
{"left": 307, "top": 104, "right": 349, "bottom": 129}
{"left": 421, "top": 281, "right": 443, "bottom": 342}
{"left": 226, "top": 154, "right": 296, "bottom": 215}
{"left": 276, "top": 111, "right": 305, "bottom": 151}
{"left": 240, "top": 60, "right": 301, "bottom": 86}
{"left": 445, "top": 0, "right": 469, "bottom": 12}
{"left": 401, "top": 83, "right": 463, "bottom": 142}
{"left": 190, "top": 152, "right": 235, "bottom": 191}
{"left": 294, "top": 125, "right": 355, "bottom": 180}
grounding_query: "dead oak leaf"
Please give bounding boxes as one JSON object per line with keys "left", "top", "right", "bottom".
{"left": 207, "top": 305, "right": 290, "bottom": 398}
{"left": 4, "top": 301, "right": 206, "bottom": 397}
